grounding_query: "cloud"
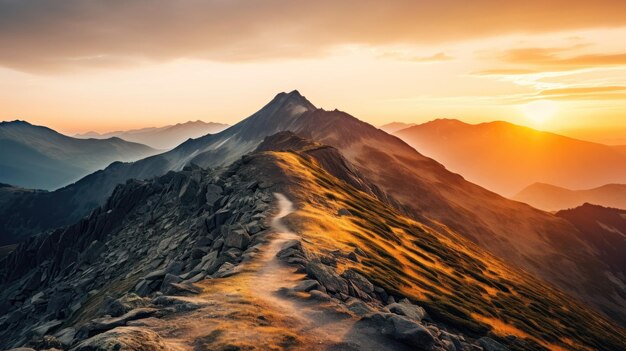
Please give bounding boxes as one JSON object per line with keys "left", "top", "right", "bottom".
{"left": 408, "top": 52, "right": 454, "bottom": 62}
{"left": 502, "top": 47, "right": 626, "bottom": 69}
{"left": 381, "top": 51, "right": 453, "bottom": 62}
{"left": 2, "top": 0, "right": 626, "bottom": 73}
{"left": 536, "top": 86, "right": 626, "bottom": 100}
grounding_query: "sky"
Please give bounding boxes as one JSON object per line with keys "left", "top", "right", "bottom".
{"left": 1, "top": 0, "right": 626, "bottom": 144}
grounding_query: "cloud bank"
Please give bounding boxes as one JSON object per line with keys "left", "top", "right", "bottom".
{"left": 2, "top": 0, "right": 626, "bottom": 72}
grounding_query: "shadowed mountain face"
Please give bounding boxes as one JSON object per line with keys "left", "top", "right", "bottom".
{"left": 556, "top": 204, "right": 626, "bottom": 282}
{"left": 1, "top": 91, "right": 625, "bottom": 327}
{"left": 515, "top": 183, "right": 626, "bottom": 211}
{"left": 75, "top": 120, "right": 230, "bottom": 150}
{"left": 0, "top": 121, "right": 158, "bottom": 190}
{"left": 1, "top": 134, "right": 624, "bottom": 351}
{"left": 393, "top": 119, "right": 626, "bottom": 196}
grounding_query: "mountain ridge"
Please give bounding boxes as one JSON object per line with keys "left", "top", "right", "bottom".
{"left": 1, "top": 132, "right": 624, "bottom": 350}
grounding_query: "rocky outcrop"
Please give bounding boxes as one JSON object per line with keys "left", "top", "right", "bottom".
{"left": 0, "top": 158, "right": 277, "bottom": 349}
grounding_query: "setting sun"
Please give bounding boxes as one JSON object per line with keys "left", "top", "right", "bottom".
{"left": 521, "top": 100, "right": 558, "bottom": 124}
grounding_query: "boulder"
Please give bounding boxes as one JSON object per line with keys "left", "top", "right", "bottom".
{"left": 345, "top": 298, "right": 375, "bottom": 317}
{"left": 385, "top": 302, "right": 426, "bottom": 321}
{"left": 79, "top": 308, "right": 158, "bottom": 338}
{"left": 103, "top": 294, "right": 149, "bottom": 317}
{"left": 54, "top": 327, "right": 77, "bottom": 347}
{"left": 293, "top": 280, "right": 322, "bottom": 292}
{"left": 163, "top": 282, "right": 202, "bottom": 295}
{"left": 305, "top": 261, "right": 349, "bottom": 295}
{"left": 224, "top": 229, "right": 250, "bottom": 250}
{"left": 341, "top": 269, "right": 374, "bottom": 294}
{"left": 361, "top": 313, "right": 434, "bottom": 350}
{"left": 70, "top": 327, "right": 168, "bottom": 351}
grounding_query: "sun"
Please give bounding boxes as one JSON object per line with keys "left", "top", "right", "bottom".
{"left": 521, "top": 100, "right": 558, "bottom": 124}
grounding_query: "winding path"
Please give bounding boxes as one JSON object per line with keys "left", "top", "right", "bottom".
{"left": 137, "top": 193, "right": 406, "bottom": 350}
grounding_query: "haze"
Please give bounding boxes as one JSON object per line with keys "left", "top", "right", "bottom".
{"left": 1, "top": 0, "right": 626, "bottom": 144}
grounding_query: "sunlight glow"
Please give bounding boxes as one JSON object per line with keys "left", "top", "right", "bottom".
{"left": 521, "top": 100, "right": 558, "bottom": 124}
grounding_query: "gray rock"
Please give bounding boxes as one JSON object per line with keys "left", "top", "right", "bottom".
{"left": 79, "top": 308, "right": 158, "bottom": 339}
{"left": 341, "top": 269, "right": 374, "bottom": 294}
{"left": 163, "top": 282, "right": 202, "bottom": 295}
{"left": 161, "top": 274, "right": 182, "bottom": 287}
{"left": 32, "top": 319, "right": 63, "bottom": 337}
{"left": 308, "top": 290, "right": 332, "bottom": 302}
{"left": 293, "top": 280, "right": 321, "bottom": 292}
{"left": 213, "top": 262, "right": 237, "bottom": 278}
{"left": 54, "top": 327, "right": 77, "bottom": 347}
{"left": 306, "top": 261, "right": 349, "bottom": 295}
{"left": 345, "top": 298, "right": 374, "bottom": 317}
{"left": 70, "top": 326, "right": 168, "bottom": 351}
{"left": 103, "top": 294, "right": 149, "bottom": 317}
{"left": 224, "top": 229, "right": 251, "bottom": 250}
{"left": 478, "top": 337, "right": 510, "bottom": 351}
{"left": 385, "top": 302, "right": 426, "bottom": 321}
{"left": 388, "top": 315, "right": 435, "bottom": 350}
{"left": 360, "top": 313, "right": 434, "bottom": 350}
{"left": 134, "top": 280, "right": 153, "bottom": 296}
{"left": 143, "top": 269, "right": 167, "bottom": 281}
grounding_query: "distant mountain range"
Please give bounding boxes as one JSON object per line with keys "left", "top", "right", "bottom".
{"left": 379, "top": 122, "right": 416, "bottom": 134}
{"left": 0, "top": 120, "right": 158, "bottom": 190}
{"left": 1, "top": 91, "right": 625, "bottom": 329}
{"left": 393, "top": 119, "right": 626, "bottom": 196}
{"left": 514, "top": 183, "right": 626, "bottom": 211}
{"left": 75, "top": 120, "right": 229, "bottom": 150}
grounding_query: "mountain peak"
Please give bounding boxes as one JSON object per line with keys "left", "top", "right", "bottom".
{"left": 270, "top": 90, "right": 316, "bottom": 111}
{"left": 1, "top": 119, "right": 32, "bottom": 127}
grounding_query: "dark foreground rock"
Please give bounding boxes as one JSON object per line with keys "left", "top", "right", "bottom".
{"left": 70, "top": 327, "right": 168, "bottom": 351}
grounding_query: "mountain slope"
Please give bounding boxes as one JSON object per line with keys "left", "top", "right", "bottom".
{"left": 514, "top": 183, "right": 626, "bottom": 211}
{"left": 1, "top": 91, "right": 625, "bottom": 327}
{"left": 1, "top": 135, "right": 624, "bottom": 350}
{"left": 393, "top": 119, "right": 626, "bottom": 196}
{"left": 0, "top": 121, "right": 158, "bottom": 190}
{"left": 556, "top": 204, "right": 626, "bottom": 281}
{"left": 75, "top": 120, "right": 229, "bottom": 150}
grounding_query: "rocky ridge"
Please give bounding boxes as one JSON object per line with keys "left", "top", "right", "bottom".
{"left": 0, "top": 160, "right": 275, "bottom": 348}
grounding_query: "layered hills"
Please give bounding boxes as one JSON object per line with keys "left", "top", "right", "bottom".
{"left": 1, "top": 91, "right": 625, "bottom": 329}
{"left": 514, "top": 183, "right": 626, "bottom": 211}
{"left": 1, "top": 133, "right": 624, "bottom": 351}
{"left": 75, "top": 120, "right": 229, "bottom": 150}
{"left": 393, "top": 119, "right": 626, "bottom": 196}
{"left": 0, "top": 121, "right": 158, "bottom": 190}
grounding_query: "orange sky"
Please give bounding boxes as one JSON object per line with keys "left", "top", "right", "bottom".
{"left": 1, "top": 1, "right": 625, "bottom": 144}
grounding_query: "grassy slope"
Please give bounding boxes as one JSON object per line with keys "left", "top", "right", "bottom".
{"left": 268, "top": 150, "right": 625, "bottom": 351}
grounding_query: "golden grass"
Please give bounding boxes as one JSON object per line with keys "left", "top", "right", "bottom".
{"left": 267, "top": 150, "right": 626, "bottom": 351}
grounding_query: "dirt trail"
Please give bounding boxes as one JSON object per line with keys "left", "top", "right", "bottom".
{"left": 139, "top": 193, "right": 406, "bottom": 351}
